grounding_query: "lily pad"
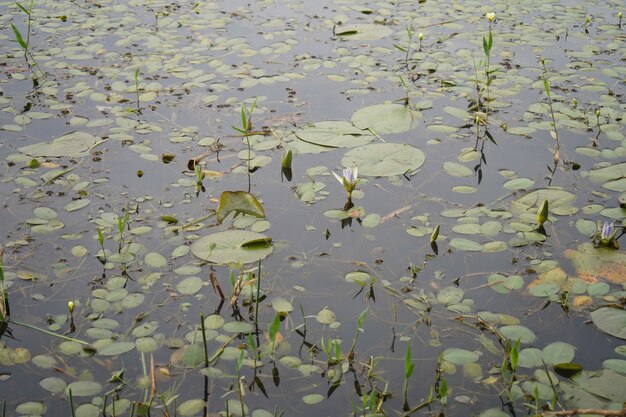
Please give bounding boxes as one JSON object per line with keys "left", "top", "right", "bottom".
{"left": 335, "top": 24, "right": 392, "bottom": 40}
{"left": 341, "top": 143, "right": 425, "bottom": 177}
{"left": 97, "top": 341, "right": 135, "bottom": 356}
{"left": 177, "top": 399, "right": 205, "bottom": 417}
{"left": 443, "top": 348, "right": 481, "bottom": 365}
{"left": 351, "top": 104, "right": 422, "bottom": 134}
{"left": 19, "top": 131, "right": 98, "bottom": 157}
{"left": 591, "top": 307, "right": 626, "bottom": 340}
{"left": 295, "top": 121, "right": 374, "bottom": 148}
{"left": 65, "top": 381, "right": 102, "bottom": 397}
{"left": 565, "top": 243, "right": 626, "bottom": 284}
{"left": 216, "top": 191, "right": 265, "bottom": 224}
{"left": 190, "top": 230, "right": 272, "bottom": 265}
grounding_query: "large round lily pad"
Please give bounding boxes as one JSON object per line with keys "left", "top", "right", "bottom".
{"left": 340, "top": 143, "right": 425, "bottom": 177}
{"left": 295, "top": 121, "right": 374, "bottom": 148}
{"left": 18, "top": 131, "right": 98, "bottom": 157}
{"left": 515, "top": 188, "right": 576, "bottom": 209}
{"left": 591, "top": 307, "right": 626, "bottom": 339}
{"left": 190, "top": 230, "right": 273, "bottom": 265}
{"left": 351, "top": 104, "right": 422, "bottom": 135}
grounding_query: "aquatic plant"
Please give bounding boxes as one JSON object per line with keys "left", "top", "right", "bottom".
{"left": 394, "top": 25, "right": 414, "bottom": 70}
{"left": 11, "top": 1, "right": 44, "bottom": 85}
{"left": 540, "top": 58, "right": 562, "bottom": 183}
{"left": 232, "top": 97, "right": 259, "bottom": 174}
{"left": 193, "top": 162, "right": 205, "bottom": 196}
{"left": 67, "top": 300, "right": 75, "bottom": 333}
{"left": 537, "top": 200, "right": 549, "bottom": 227}
{"left": 402, "top": 343, "right": 415, "bottom": 410}
{"left": 593, "top": 221, "right": 620, "bottom": 249}
{"left": 333, "top": 167, "right": 360, "bottom": 198}
{"left": 593, "top": 108, "right": 602, "bottom": 147}
{"left": 482, "top": 12, "right": 496, "bottom": 125}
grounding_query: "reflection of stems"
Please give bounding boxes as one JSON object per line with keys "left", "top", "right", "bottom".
{"left": 200, "top": 314, "right": 209, "bottom": 368}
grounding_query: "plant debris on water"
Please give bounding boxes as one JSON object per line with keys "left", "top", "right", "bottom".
{"left": 0, "top": 0, "right": 625, "bottom": 416}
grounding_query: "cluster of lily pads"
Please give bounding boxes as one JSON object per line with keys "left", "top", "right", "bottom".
{"left": 1, "top": 1, "right": 626, "bottom": 417}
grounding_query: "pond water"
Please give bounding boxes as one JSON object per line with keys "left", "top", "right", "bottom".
{"left": 1, "top": 0, "right": 626, "bottom": 416}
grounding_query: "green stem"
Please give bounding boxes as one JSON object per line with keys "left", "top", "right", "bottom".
{"left": 11, "top": 319, "right": 91, "bottom": 346}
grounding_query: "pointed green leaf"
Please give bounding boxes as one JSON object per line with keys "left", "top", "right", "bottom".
{"left": 216, "top": 191, "right": 265, "bottom": 224}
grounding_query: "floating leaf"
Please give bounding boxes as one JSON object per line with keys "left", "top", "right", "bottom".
{"left": 65, "top": 381, "right": 102, "bottom": 397}
{"left": 334, "top": 24, "right": 392, "bottom": 40}
{"left": 341, "top": 143, "right": 425, "bottom": 177}
{"left": 449, "top": 238, "right": 483, "bottom": 251}
{"left": 19, "top": 131, "right": 98, "bottom": 157}
{"left": 216, "top": 191, "right": 265, "bottom": 224}
{"left": 500, "top": 325, "right": 536, "bottom": 343}
{"left": 190, "top": 230, "right": 272, "bottom": 265}
{"left": 554, "top": 362, "right": 583, "bottom": 378}
{"left": 591, "top": 307, "right": 626, "bottom": 339}
{"left": 444, "top": 162, "right": 473, "bottom": 178}
{"left": 443, "top": 348, "right": 481, "bottom": 365}
{"left": 351, "top": 104, "right": 421, "bottom": 134}
{"left": 316, "top": 308, "right": 336, "bottom": 324}
{"left": 176, "top": 277, "right": 203, "bottom": 295}
{"left": 295, "top": 121, "right": 374, "bottom": 148}
{"left": 565, "top": 243, "right": 626, "bottom": 284}
{"left": 542, "top": 342, "right": 576, "bottom": 365}
{"left": 302, "top": 393, "right": 324, "bottom": 405}
{"left": 177, "top": 399, "right": 205, "bottom": 416}
{"left": 40, "top": 377, "right": 67, "bottom": 394}
{"left": 97, "top": 341, "right": 135, "bottom": 356}
{"left": 271, "top": 297, "right": 293, "bottom": 313}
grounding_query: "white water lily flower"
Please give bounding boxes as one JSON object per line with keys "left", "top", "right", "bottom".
{"left": 332, "top": 167, "right": 360, "bottom": 196}
{"left": 486, "top": 12, "right": 496, "bottom": 22}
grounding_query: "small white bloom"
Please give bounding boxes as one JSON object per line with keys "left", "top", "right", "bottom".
{"left": 332, "top": 167, "right": 360, "bottom": 195}
{"left": 486, "top": 12, "right": 496, "bottom": 22}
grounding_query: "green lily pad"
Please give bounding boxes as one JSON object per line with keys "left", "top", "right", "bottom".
{"left": 97, "top": 341, "right": 135, "bottom": 356}
{"left": 573, "top": 369, "right": 626, "bottom": 402}
{"left": 295, "top": 121, "right": 374, "bottom": 148}
{"left": 443, "top": 348, "right": 481, "bottom": 365}
{"left": 591, "top": 307, "right": 626, "bottom": 339}
{"left": 302, "top": 393, "right": 324, "bottom": 405}
{"left": 565, "top": 243, "right": 626, "bottom": 284}
{"left": 177, "top": 399, "right": 205, "bottom": 416}
{"left": 515, "top": 188, "right": 576, "bottom": 209}
{"left": 216, "top": 191, "right": 265, "bottom": 224}
{"left": 190, "top": 230, "right": 272, "bottom": 265}
{"left": 177, "top": 277, "right": 204, "bottom": 295}
{"left": 316, "top": 308, "right": 336, "bottom": 324}
{"left": 449, "top": 238, "right": 483, "bottom": 251}
{"left": 65, "top": 381, "right": 102, "bottom": 397}
{"left": 16, "top": 402, "right": 46, "bottom": 415}
{"left": 444, "top": 162, "right": 473, "bottom": 178}
{"left": 19, "top": 131, "right": 98, "bottom": 157}
{"left": 40, "top": 377, "right": 67, "bottom": 394}
{"left": 335, "top": 24, "right": 392, "bottom": 40}
{"left": 500, "top": 325, "right": 536, "bottom": 343}
{"left": 341, "top": 143, "right": 425, "bottom": 177}
{"left": 542, "top": 342, "right": 576, "bottom": 365}
{"left": 351, "top": 104, "right": 422, "bottom": 134}
{"left": 271, "top": 297, "right": 293, "bottom": 313}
